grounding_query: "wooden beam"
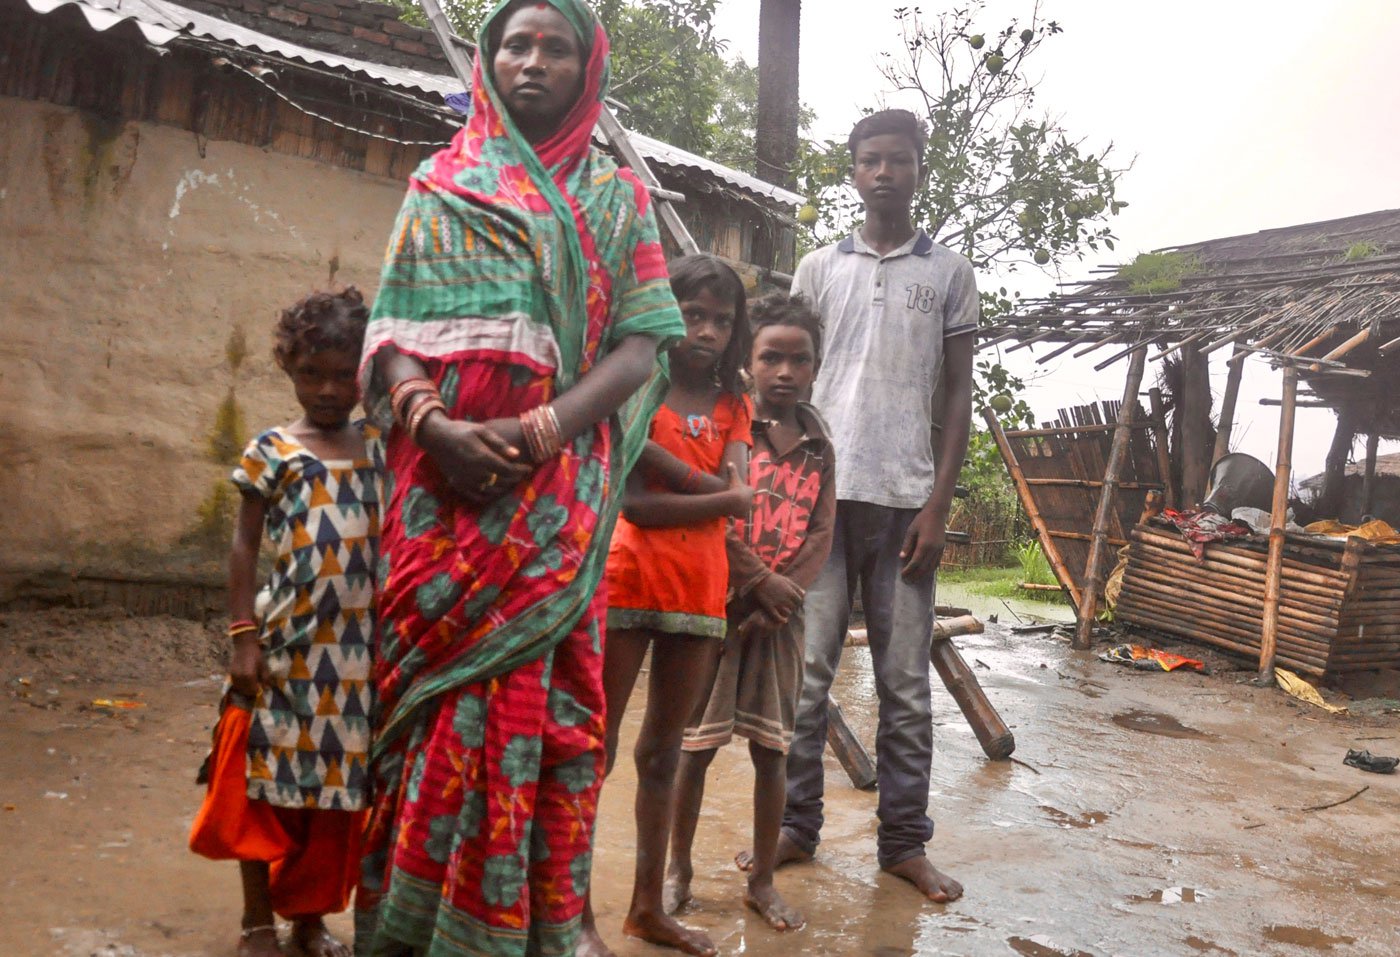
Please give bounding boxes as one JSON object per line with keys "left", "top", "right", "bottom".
{"left": 1076, "top": 346, "right": 1148, "bottom": 649}
{"left": 1311, "top": 327, "right": 1370, "bottom": 370}
{"left": 1210, "top": 342, "right": 1247, "bottom": 470}
{"left": 1003, "top": 422, "right": 1152, "bottom": 439}
{"left": 1023, "top": 478, "right": 1165, "bottom": 490}
{"left": 1258, "top": 364, "right": 1298, "bottom": 682}
{"left": 983, "top": 408, "right": 1083, "bottom": 612}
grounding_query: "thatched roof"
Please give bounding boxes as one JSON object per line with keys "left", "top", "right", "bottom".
{"left": 1300, "top": 451, "right": 1400, "bottom": 491}
{"left": 982, "top": 208, "right": 1400, "bottom": 436}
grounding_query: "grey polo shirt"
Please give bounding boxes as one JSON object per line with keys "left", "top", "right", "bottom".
{"left": 793, "top": 230, "right": 978, "bottom": 509}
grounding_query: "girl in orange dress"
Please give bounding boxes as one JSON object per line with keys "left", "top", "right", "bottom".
{"left": 582, "top": 254, "right": 753, "bottom": 957}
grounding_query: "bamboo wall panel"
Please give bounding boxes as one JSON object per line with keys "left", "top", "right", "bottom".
{"left": 997, "top": 402, "right": 1167, "bottom": 599}
{"left": 1117, "top": 524, "right": 1400, "bottom": 675}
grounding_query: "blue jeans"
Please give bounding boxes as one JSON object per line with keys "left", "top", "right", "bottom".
{"left": 781, "top": 500, "right": 936, "bottom": 868}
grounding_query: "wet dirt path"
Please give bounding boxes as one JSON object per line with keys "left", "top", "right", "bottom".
{"left": 3, "top": 614, "right": 1398, "bottom": 956}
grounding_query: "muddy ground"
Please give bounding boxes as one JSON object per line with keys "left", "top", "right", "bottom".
{"left": 2, "top": 606, "right": 1398, "bottom": 957}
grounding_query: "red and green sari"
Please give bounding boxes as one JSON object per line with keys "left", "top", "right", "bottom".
{"left": 354, "top": 2, "right": 683, "bottom": 953}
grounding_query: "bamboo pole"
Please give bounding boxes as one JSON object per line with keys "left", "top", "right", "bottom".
{"left": 1147, "top": 387, "right": 1177, "bottom": 508}
{"left": 1210, "top": 342, "right": 1247, "bottom": 472}
{"left": 983, "top": 407, "right": 1083, "bottom": 612}
{"left": 1075, "top": 347, "right": 1147, "bottom": 649}
{"left": 1258, "top": 364, "right": 1298, "bottom": 682}
{"left": 1361, "top": 432, "right": 1380, "bottom": 516}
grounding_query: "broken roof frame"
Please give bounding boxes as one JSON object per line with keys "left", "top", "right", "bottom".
{"left": 980, "top": 208, "right": 1400, "bottom": 382}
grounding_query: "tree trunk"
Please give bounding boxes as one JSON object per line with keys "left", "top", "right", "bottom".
{"left": 756, "top": 0, "right": 801, "bottom": 191}
{"left": 1178, "top": 347, "right": 1215, "bottom": 506}
{"left": 1317, "top": 405, "right": 1358, "bottom": 520}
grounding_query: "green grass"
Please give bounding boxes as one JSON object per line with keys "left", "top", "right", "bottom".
{"left": 1117, "top": 251, "right": 1200, "bottom": 295}
{"left": 1344, "top": 240, "right": 1381, "bottom": 262}
{"left": 939, "top": 564, "right": 1070, "bottom": 605}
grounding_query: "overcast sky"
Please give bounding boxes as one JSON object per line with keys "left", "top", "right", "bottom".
{"left": 711, "top": 0, "right": 1400, "bottom": 483}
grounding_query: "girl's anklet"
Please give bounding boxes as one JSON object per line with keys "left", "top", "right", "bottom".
{"left": 240, "top": 924, "right": 277, "bottom": 939}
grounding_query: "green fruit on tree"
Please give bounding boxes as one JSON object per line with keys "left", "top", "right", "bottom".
{"left": 797, "top": 203, "right": 819, "bottom": 227}
{"left": 985, "top": 54, "right": 1005, "bottom": 74}
{"left": 969, "top": 34, "right": 985, "bottom": 49}
{"left": 1020, "top": 29, "right": 1033, "bottom": 43}
{"left": 1034, "top": 248, "right": 1051, "bottom": 265}
{"left": 990, "top": 394, "right": 1014, "bottom": 414}
{"left": 1065, "top": 200, "right": 1082, "bottom": 217}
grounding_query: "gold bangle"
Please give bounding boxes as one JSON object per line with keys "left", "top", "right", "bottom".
{"left": 409, "top": 398, "right": 447, "bottom": 445}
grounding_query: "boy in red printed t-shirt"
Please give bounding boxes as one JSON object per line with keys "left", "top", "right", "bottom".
{"left": 667, "top": 294, "right": 836, "bottom": 935}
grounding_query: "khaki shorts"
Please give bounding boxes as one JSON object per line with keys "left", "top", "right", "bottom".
{"left": 682, "top": 603, "right": 804, "bottom": 755}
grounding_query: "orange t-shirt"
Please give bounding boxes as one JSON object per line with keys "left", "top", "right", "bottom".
{"left": 606, "top": 392, "right": 753, "bottom": 636}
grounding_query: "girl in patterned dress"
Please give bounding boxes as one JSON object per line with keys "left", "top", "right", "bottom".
{"left": 190, "top": 288, "right": 383, "bottom": 957}
{"left": 582, "top": 254, "right": 754, "bottom": 957}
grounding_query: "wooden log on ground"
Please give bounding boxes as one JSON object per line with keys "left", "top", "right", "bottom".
{"left": 1259, "top": 365, "right": 1298, "bottom": 681}
{"left": 826, "top": 697, "right": 877, "bottom": 790}
{"left": 848, "top": 614, "right": 984, "bottom": 646}
{"left": 1076, "top": 346, "right": 1147, "bottom": 648}
{"left": 930, "top": 636, "right": 1015, "bottom": 760}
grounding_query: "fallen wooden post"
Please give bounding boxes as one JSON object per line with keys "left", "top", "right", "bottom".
{"left": 830, "top": 614, "right": 1011, "bottom": 778}
{"left": 826, "top": 697, "right": 877, "bottom": 790}
{"left": 930, "top": 624, "right": 1016, "bottom": 761}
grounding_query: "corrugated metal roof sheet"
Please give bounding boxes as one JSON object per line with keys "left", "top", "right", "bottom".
{"left": 24, "top": 0, "right": 803, "bottom": 207}
{"left": 626, "top": 129, "right": 804, "bottom": 208}
{"left": 24, "top": 0, "right": 459, "bottom": 95}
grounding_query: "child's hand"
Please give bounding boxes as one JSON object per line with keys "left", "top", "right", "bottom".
{"left": 736, "top": 608, "right": 782, "bottom": 643}
{"left": 723, "top": 462, "right": 755, "bottom": 518}
{"left": 752, "top": 572, "right": 804, "bottom": 622}
{"left": 228, "top": 636, "right": 270, "bottom": 698}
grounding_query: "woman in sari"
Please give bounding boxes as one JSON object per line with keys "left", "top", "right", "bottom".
{"left": 355, "top": 1, "right": 684, "bottom": 953}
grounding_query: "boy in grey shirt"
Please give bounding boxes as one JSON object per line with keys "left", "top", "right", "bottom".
{"left": 752, "top": 109, "right": 975, "bottom": 903}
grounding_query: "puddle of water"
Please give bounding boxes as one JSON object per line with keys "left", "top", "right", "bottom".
{"left": 1262, "top": 925, "right": 1357, "bottom": 950}
{"left": 1128, "top": 886, "right": 1206, "bottom": 904}
{"left": 1111, "top": 709, "right": 1208, "bottom": 739}
{"left": 1007, "top": 936, "right": 1095, "bottom": 957}
{"left": 1184, "top": 936, "right": 1238, "bottom": 955}
{"left": 1039, "top": 805, "right": 1110, "bottom": 829}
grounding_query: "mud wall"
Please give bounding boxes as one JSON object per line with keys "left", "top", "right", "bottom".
{"left": 0, "top": 96, "right": 408, "bottom": 603}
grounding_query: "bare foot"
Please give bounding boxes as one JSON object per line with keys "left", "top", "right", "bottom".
{"left": 882, "top": 855, "right": 964, "bottom": 903}
{"left": 238, "top": 926, "right": 283, "bottom": 957}
{"left": 745, "top": 880, "right": 804, "bottom": 931}
{"left": 623, "top": 909, "right": 717, "bottom": 956}
{"left": 735, "top": 832, "right": 812, "bottom": 873}
{"left": 574, "top": 925, "right": 616, "bottom": 957}
{"left": 662, "top": 863, "right": 693, "bottom": 915}
{"left": 289, "top": 919, "right": 350, "bottom": 957}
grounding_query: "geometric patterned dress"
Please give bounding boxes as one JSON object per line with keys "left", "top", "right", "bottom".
{"left": 231, "top": 422, "right": 384, "bottom": 811}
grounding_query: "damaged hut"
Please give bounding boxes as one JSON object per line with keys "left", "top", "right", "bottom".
{"left": 0, "top": 0, "right": 802, "bottom": 611}
{"left": 981, "top": 209, "right": 1400, "bottom": 678}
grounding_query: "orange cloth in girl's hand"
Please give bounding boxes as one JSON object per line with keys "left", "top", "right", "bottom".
{"left": 190, "top": 704, "right": 364, "bottom": 917}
